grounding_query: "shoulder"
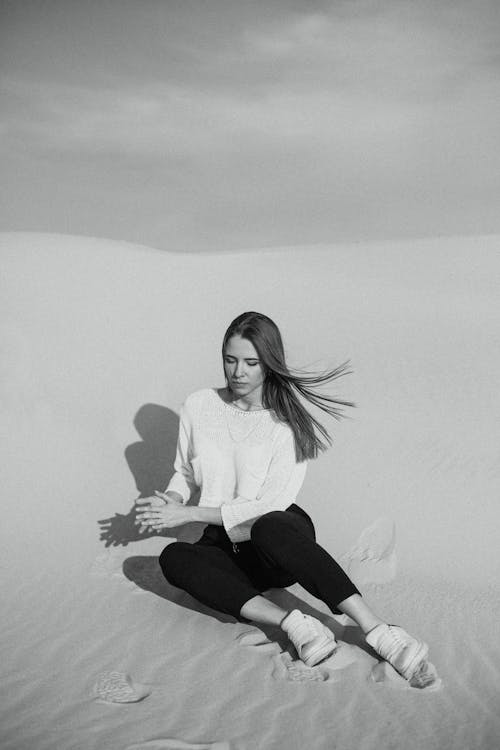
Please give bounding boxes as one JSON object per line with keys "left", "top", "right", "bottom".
{"left": 182, "top": 388, "right": 214, "bottom": 413}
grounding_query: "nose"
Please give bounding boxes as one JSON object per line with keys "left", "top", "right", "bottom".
{"left": 234, "top": 362, "right": 246, "bottom": 378}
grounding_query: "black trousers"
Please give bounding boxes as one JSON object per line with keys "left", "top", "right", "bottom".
{"left": 159, "top": 503, "right": 360, "bottom": 620}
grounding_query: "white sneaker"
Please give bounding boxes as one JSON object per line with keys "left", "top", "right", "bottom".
{"left": 366, "top": 623, "right": 435, "bottom": 688}
{"left": 280, "top": 609, "right": 338, "bottom": 667}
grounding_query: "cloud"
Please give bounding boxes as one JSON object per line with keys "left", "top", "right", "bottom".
{"left": 1, "top": 0, "right": 499, "bottom": 250}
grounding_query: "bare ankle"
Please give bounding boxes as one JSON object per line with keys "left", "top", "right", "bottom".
{"left": 337, "top": 594, "right": 386, "bottom": 635}
{"left": 239, "top": 595, "right": 289, "bottom": 627}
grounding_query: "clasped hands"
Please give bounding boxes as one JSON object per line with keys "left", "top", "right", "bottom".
{"left": 135, "top": 491, "right": 191, "bottom": 533}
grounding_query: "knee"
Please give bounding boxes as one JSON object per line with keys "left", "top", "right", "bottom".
{"left": 158, "top": 541, "right": 192, "bottom": 585}
{"left": 251, "top": 511, "right": 287, "bottom": 545}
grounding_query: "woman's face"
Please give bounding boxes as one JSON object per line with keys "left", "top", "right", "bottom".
{"left": 223, "top": 335, "right": 265, "bottom": 398}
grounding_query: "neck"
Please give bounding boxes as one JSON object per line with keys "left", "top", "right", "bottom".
{"left": 225, "top": 386, "right": 264, "bottom": 411}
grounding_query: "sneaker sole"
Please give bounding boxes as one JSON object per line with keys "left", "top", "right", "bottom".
{"left": 301, "top": 629, "right": 338, "bottom": 667}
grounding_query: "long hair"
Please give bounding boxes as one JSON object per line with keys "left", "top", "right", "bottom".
{"left": 222, "top": 311, "right": 355, "bottom": 461}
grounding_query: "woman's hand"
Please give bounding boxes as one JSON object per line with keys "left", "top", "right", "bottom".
{"left": 135, "top": 491, "right": 192, "bottom": 532}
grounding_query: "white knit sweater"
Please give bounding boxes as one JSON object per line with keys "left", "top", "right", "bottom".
{"left": 165, "top": 388, "right": 308, "bottom": 543}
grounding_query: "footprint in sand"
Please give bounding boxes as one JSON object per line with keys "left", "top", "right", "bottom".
{"left": 235, "top": 629, "right": 278, "bottom": 653}
{"left": 371, "top": 660, "right": 443, "bottom": 692}
{"left": 274, "top": 652, "right": 332, "bottom": 682}
{"left": 236, "top": 622, "right": 442, "bottom": 691}
{"left": 93, "top": 671, "right": 151, "bottom": 703}
{"left": 341, "top": 517, "right": 397, "bottom": 586}
{"left": 124, "top": 741, "right": 231, "bottom": 750}
{"left": 237, "top": 629, "right": 358, "bottom": 684}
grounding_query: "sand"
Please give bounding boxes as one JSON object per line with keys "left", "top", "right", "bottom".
{"left": 1, "top": 231, "right": 499, "bottom": 749}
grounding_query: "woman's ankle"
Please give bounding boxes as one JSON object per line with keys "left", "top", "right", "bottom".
{"left": 279, "top": 611, "right": 292, "bottom": 628}
{"left": 239, "top": 595, "right": 289, "bottom": 627}
{"left": 336, "top": 594, "right": 386, "bottom": 634}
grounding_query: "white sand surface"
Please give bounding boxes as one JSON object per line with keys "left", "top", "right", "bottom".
{"left": 1, "top": 231, "right": 499, "bottom": 750}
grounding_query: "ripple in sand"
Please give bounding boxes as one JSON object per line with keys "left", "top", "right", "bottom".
{"left": 90, "top": 550, "right": 124, "bottom": 579}
{"left": 124, "top": 740, "right": 231, "bottom": 749}
{"left": 93, "top": 671, "right": 151, "bottom": 703}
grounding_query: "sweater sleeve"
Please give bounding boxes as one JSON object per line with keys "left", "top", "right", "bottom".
{"left": 220, "top": 429, "right": 308, "bottom": 542}
{"left": 163, "top": 403, "right": 198, "bottom": 504}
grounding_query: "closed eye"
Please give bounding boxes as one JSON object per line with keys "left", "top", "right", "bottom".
{"left": 224, "top": 358, "right": 260, "bottom": 365}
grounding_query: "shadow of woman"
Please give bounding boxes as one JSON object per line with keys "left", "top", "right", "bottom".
{"left": 122, "top": 555, "right": 238, "bottom": 625}
{"left": 125, "top": 403, "right": 179, "bottom": 501}
{"left": 98, "top": 403, "right": 203, "bottom": 547}
{"left": 99, "top": 402, "right": 237, "bottom": 625}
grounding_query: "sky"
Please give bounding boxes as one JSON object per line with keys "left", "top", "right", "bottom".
{"left": 1, "top": 0, "right": 500, "bottom": 252}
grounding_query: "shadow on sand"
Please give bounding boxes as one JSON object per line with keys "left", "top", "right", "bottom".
{"left": 99, "top": 403, "right": 202, "bottom": 547}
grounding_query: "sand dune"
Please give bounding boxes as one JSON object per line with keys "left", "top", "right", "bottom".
{"left": 1, "top": 232, "right": 499, "bottom": 749}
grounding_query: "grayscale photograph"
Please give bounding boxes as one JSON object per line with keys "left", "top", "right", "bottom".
{"left": 1, "top": 2, "right": 499, "bottom": 749}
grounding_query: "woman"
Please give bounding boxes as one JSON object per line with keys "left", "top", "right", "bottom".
{"left": 136, "top": 312, "right": 434, "bottom": 688}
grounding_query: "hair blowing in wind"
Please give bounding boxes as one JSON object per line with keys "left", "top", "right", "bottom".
{"left": 222, "top": 312, "right": 355, "bottom": 462}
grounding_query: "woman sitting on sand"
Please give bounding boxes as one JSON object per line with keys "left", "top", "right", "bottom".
{"left": 135, "top": 311, "right": 434, "bottom": 688}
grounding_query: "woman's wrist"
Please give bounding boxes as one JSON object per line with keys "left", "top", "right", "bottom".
{"left": 190, "top": 506, "right": 224, "bottom": 525}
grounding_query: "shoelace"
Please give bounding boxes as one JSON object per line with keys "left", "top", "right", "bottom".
{"left": 382, "top": 625, "right": 406, "bottom": 659}
{"left": 285, "top": 615, "right": 317, "bottom": 647}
